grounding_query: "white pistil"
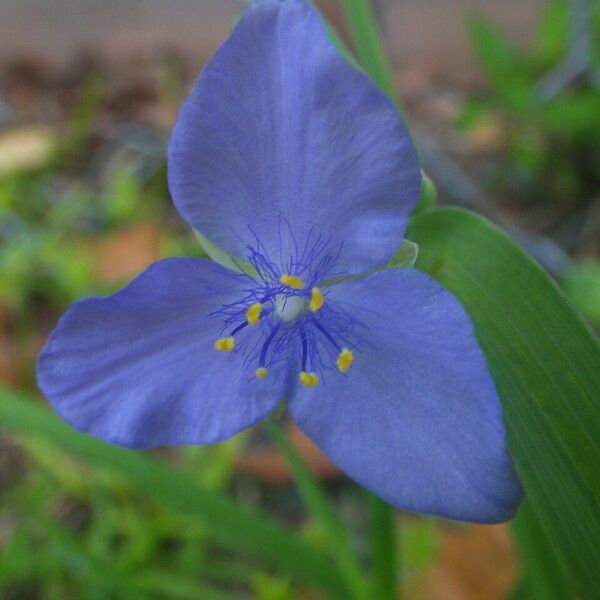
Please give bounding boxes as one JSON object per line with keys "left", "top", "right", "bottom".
{"left": 274, "top": 294, "right": 309, "bottom": 323}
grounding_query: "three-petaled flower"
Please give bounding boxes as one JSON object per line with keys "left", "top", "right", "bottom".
{"left": 37, "top": 0, "right": 522, "bottom": 522}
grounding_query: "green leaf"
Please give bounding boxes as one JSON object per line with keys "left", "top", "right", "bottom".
{"left": 367, "top": 494, "right": 397, "bottom": 600}
{"left": 533, "top": 0, "right": 570, "bottom": 68}
{"left": 407, "top": 208, "right": 600, "bottom": 599}
{"left": 104, "top": 171, "right": 140, "bottom": 226}
{"left": 0, "top": 389, "right": 348, "bottom": 599}
{"left": 562, "top": 261, "right": 600, "bottom": 326}
{"left": 540, "top": 90, "right": 600, "bottom": 139}
{"left": 338, "top": 0, "right": 398, "bottom": 103}
{"left": 323, "top": 15, "right": 361, "bottom": 69}
{"left": 467, "top": 14, "right": 524, "bottom": 81}
{"left": 336, "top": 0, "right": 438, "bottom": 216}
{"left": 400, "top": 517, "right": 439, "bottom": 573}
{"left": 511, "top": 501, "right": 570, "bottom": 600}
{"left": 467, "top": 14, "right": 534, "bottom": 112}
{"left": 52, "top": 77, "right": 103, "bottom": 168}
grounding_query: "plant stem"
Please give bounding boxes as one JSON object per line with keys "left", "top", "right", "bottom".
{"left": 368, "top": 493, "right": 399, "bottom": 599}
{"left": 265, "top": 419, "right": 368, "bottom": 600}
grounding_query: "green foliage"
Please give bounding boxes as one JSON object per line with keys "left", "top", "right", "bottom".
{"left": 562, "top": 261, "right": 600, "bottom": 326}
{"left": 400, "top": 518, "right": 439, "bottom": 574}
{"left": 103, "top": 172, "right": 142, "bottom": 227}
{"left": 0, "top": 390, "right": 350, "bottom": 599}
{"left": 468, "top": 15, "right": 534, "bottom": 113}
{"left": 533, "top": 0, "right": 570, "bottom": 68}
{"left": 463, "top": 1, "right": 600, "bottom": 206}
{"left": 51, "top": 78, "right": 104, "bottom": 170}
{"left": 366, "top": 495, "right": 397, "bottom": 600}
{"left": 408, "top": 207, "right": 600, "bottom": 599}
{"left": 0, "top": 173, "right": 93, "bottom": 310}
{"left": 266, "top": 420, "right": 367, "bottom": 599}
{"left": 510, "top": 501, "right": 570, "bottom": 600}
{"left": 338, "top": 0, "right": 398, "bottom": 102}
{"left": 0, "top": 158, "right": 176, "bottom": 321}
{"left": 251, "top": 573, "right": 294, "bottom": 600}
{"left": 0, "top": 435, "right": 247, "bottom": 600}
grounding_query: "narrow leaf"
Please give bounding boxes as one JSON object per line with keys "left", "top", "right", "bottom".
{"left": 511, "top": 501, "right": 570, "bottom": 600}
{"left": 367, "top": 494, "right": 398, "bottom": 600}
{"left": 338, "top": 0, "right": 398, "bottom": 102}
{"left": 407, "top": 208, "right": 600, "bottom": 599}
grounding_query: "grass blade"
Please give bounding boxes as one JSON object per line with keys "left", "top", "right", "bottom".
{"left": 367, "top": 494, "right": 398, "bottom": 600}
{"left": 511, "top": 501, "right": 570, "bottom": 600}
{"left": 407, "top": 207, "right": 600, "bottom": 599}
{"left": 338, "top": 0, "right": 398, "bottom": 102}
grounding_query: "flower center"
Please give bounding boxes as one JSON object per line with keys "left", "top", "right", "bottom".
{"left": 209, "top": 236, "right": 358, "bottom": 387}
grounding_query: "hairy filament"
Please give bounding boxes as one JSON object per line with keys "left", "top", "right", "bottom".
{"left": 259, "top": 322, "right": 282, "bottom": 367}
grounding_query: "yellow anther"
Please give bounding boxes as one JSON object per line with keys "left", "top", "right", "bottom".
{"left": 279, "top": 274, "right": 305, "bottom": 289}
{"left": 246, "top": 302, "right": 263, "bottom": 325}
{"left": 255, "top": 367, "right": 268, "bottom": 379}
{"left": 309, "top": 287, "right": 324, "bottom": 312}
{"left": 299, "top": 371, "right": 319, "bottom": 387}
{"left": 336, "top": 348, "right": 354, "bottom": 373}
{"left": 214, "top": 337, "right": 235, "bottom": 352}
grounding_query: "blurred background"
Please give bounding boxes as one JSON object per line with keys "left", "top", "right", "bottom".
{"left": 0, "top": 1, "right": 598, "bottom": 598}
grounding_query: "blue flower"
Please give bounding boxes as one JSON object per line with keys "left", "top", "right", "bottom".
{"left": 37, "top": 0, "right": 522, "bottom": 523}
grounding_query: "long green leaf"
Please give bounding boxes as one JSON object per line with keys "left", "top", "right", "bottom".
{"left": 338, "top": 0, "right": 398, "bottom": 102}
{"left": 466, "top": 14, "right": 533, "bottom": 112}
{"left": 367, "top": 494, "right": 398, "bottom": 600}
{"left": 510, "top": 501, "right": 570, "bottom": 600}
{"left": 407, "top": 207, "right": 600, "bottom": 599}
{"left": 0, "top": 389, "right": 348, "bottom": 599}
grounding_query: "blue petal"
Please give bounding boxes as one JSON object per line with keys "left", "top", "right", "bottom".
{"left": 37, "top": 258, "right": 283, "bottom": 448}
{"left": 168, "top": 0, "right": 421, "bottom": 275}
{"left": 287, "top": 269, "right": 523, "bottom": 523}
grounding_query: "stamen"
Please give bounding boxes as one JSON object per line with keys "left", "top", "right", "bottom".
{"left": 279, "top": 274, "right": 305, "bottom": 289}
{"left": 246, "top": 302, "right": 263, "bottom": 325}
{"left": 259, "top": 322, "right": 281, "bottom": 368}
{"left": 313, "top": 320, "right": 341, "bottom": 351}
{"left": 214, "top": 337, "right": 235, "bottom": 352}
{"left": 336, "top": 348, "right": 354, "bottom": 373}
{"left": 297, "top": 327, "right": 319, "bottom": 386}
{"left": 211, "top": 234, "right": 358, "bottom": 384}
{"left": 231, "top": 321, "right": 249, "bottom": 336}
{"left": 299, "top": 371, "right": 319, "bottom": 387}
{"left": 299, "top": 326, "right": 308, "bottom": 371}
{"left": 309, "top": 287, "right": 324, "bottom": 312}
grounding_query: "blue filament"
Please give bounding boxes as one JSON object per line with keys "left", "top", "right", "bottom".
{"left": 299, "top": 326, "right": 308, "bottom": 371}
{"left": 209, "top": 226, "right": 364, "bottom": 379}
{"left": 259, "top": 322, "right": 281, "bottom": 368}
{"left": 312, "top": 319, "right": 341, "bottom": 352}
{"left": 230, "top": 321, "right": 249, "bottom": 336}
